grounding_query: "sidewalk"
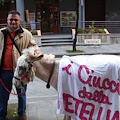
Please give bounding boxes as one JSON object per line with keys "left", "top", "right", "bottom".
{"left": 8, "top": 44, "right": 120, "bottom": 120}
{"left": 40, "top": 44, "right": 120, "bottom": 57}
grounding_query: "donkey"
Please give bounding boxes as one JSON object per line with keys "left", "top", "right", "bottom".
{"left": 13, "top": 46, "right": 120, "bottom": 120}
{"left": 13, "top": 46, "right": 71, "bottom": 120}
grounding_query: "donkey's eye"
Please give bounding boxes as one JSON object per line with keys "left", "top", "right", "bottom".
{"left": 19, "top": 66, "right": 27, "bottom": 72}
{"left": 18, "top": 66, "right": 27, "bottom": 76}
{"left": 28, "top": 61, "right": 31, "bottom": 64}
{"left": 19, "top": 66, "right": 24, "bottom": 70}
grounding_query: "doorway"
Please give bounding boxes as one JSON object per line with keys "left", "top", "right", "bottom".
{"left": 36, "top": 3, "right": 59, "bottom": 33}
{"left": 85, "top": 0, "right": 105, "bottom": 21}
{"left": 0, "top": 2, "right": 10, "bottom": 24}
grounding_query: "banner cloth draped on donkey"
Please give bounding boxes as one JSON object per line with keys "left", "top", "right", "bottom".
{"left": 57, "top": 55, "right": 120, "bottom": 120}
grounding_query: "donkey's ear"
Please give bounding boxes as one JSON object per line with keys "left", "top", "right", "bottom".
{"left": 35, "top": 54, "right": 44, "bottom": 61}
{"left": 29, "top": 54, "right": 44, "bottom": 62}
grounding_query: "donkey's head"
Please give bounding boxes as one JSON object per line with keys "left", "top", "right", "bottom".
{"left": 13, "top": 47, "right": 43, "bottom": 88}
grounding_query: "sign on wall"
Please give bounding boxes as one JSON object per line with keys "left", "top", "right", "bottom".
{"left": 29, "top": 12, "right": 36, "bottom": 30}
{"left": 84, "top": 39, "right": 101, "bottom": 44}
{"left": 60, "top": 11, "right": 76, "bottom": 27}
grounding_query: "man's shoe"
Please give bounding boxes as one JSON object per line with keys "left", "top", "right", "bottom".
{"left": 20, "top": 115, "right": 27, "bottom": 120}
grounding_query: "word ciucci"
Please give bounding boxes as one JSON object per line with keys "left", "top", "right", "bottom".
{"left": 62, "top": 62, "right": 120, "bottom": 95}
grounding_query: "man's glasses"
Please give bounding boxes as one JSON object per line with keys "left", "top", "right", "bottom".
{"left": 9, "top": 19, "right": 19, "bottom": 22}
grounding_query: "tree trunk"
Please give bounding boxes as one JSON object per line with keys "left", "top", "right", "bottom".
{"left": 73, "top": 0, "right": 79, "bottom": 51}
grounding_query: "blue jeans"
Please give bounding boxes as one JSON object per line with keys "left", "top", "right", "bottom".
{"left": 0, "top": 70, "right": 27, "bottom": 119}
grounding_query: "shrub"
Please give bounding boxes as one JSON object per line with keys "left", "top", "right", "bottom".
{"left": 78, "top": 28, "right": 105, "bottom": 34}
{"left": 98, "top": 29, "right": 106, "bottom": 33}
{"left": 77, "top": 21, "right": 106, "bottom": 34}
{"left": 78, "top": 28, "right": 83, "bottom": 33}
{"left": 30, "top": 30, "right": 38, "bottom": 35}
{"left": 84, "top": 29, "right": 89, "bottom": 33}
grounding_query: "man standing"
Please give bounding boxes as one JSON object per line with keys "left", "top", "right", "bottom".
{"left": 0, "top": 10, "right": 41, "bottom": 120}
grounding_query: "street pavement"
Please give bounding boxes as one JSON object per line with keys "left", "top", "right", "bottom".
{"left": 40, "top": 44, "right": 120, "bottom": 56}
{"left": 8, "top": 43, "right": 120, "bottom": 120}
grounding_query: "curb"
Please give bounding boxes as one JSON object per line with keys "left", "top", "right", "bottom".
{"left": 55, "top": 52, "right": 120, "bottom": 58}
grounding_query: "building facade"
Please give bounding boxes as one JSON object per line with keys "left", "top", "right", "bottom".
{"left": 0, "top": 0, "right": 120, "bottom": 34}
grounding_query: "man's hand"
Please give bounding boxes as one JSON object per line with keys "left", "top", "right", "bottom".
{"left": 34, "top": 50, "right": 41, "bottom": 56}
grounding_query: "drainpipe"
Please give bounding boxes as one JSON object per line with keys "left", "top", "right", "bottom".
{"left": 78, "top": 0, "right": 81, "bottom": 28}
{"left": 82, "top": 0, "right": 85, "bottom": 29}
{"left": 79, "top": 0, "right": 85, "bottom": 29}
{"left": 16, "top": 0, "right": 25, "bottom": 21}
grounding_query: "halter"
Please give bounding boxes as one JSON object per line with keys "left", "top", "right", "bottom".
{"left": 46, "top": 60, "right": 55, "bottom": 89}
{"left": 0, "top": 78, "right": 23, "bottom": 96}
{"left": 13, "top": 62, "right": 33, "bottom": 87}
{"left": 14, "top": 56, "right": 55, "bottom": 89}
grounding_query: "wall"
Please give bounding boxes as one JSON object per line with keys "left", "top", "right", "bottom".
{"left": 24, "top": 0, "right": 36, "bottom": 12}
{"left": 106, "top": 0, "right": 120, "bottom": 20}
{"left": 85, "top": 0, "right": 105, "bottom": 21}
{"left": 24, "top": 0, "right": 77, "bottom": 34}
{"left": 59, "top": 0, "right": 76, "bottom": 11}
{"left": 59, "top": 0, "right": 77, "bottom": 34}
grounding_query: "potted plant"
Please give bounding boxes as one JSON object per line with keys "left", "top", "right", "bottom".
{"left": 30, "top": 30, "right": 41, "bottom": 46}
{"left": 78, "top": 21, "right": 106, "bottom": 34}
{"left": 30, "top": 30, "right": 41, "bottom": 36}
{"left": 72, "top": 21, "right": 110, "bottom": 44}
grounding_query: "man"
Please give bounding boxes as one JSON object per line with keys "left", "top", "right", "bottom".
{"left": 0, "top": 10, "right": 41, "bottom": 120}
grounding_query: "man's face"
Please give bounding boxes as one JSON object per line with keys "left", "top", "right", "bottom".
{"left": 7, "top": 14, "right": 21, "bottom": 31}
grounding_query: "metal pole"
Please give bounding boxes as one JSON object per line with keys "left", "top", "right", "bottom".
{"left": 16, "top": 0, "right": 25, "bottom": 21}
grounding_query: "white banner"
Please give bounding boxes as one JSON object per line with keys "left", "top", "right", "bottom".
{"left": 57, "top": 55, "right": 120, "bottom": 120}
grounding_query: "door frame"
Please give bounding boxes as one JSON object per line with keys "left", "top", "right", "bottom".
{"left": 36, "top": 2, "right": 59, "bottom": 33}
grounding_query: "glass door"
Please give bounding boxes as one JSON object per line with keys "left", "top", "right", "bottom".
{"left": 41, "top": 4, "right": 49, "bottom": 32}
{"left": 49, "top": 7, "right": 54, "bottom": 31}
{"left": 49, "top": 4, "right": 59, "bottom": 33}
{"left": 36, "top": 3, "right": 59, "bottom": 33}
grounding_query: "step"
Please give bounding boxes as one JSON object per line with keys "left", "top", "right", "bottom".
{"left": 41, "top": 34, "right": 72, "bottom": 39}
{"left": 41, "top": 37, "right": 72, "bottom": 40}
{"left": 41, "top": 42, "right": 73, "bottom": 46}
{"left": 41, "top": 39, "right": 73, "bottom": 43}
{"left": 41, "top": 34, "right": 72, "bottom": 46}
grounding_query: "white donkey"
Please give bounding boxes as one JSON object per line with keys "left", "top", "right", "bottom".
{"left": 13, "top": 46, "right": 71, "bottom": 120}
{"left": 13, "top": 46, "right": 120, "bottom": 120}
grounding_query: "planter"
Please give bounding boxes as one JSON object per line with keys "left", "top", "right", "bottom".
{"left": 32, "top": 30, "right": 41, "bottom": 47}
{"left": 72, "top": 29, "right": 110, "bottom": 44}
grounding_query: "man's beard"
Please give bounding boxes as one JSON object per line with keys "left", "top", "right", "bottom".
{"left": 9, "top": 25, "right": 18, "bottom": 31}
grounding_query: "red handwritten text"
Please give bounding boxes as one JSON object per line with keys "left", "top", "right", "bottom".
{"left": 63, "top": 93, "right": 119, "bottom": 120}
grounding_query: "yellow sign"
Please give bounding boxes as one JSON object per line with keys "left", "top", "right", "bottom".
{"left": 84, "top": 39, "right": 101, "bottom": 44}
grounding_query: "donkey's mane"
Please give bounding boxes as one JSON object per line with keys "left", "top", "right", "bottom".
{"left": 22, "top": 46, "right": 55, "bottom": 61}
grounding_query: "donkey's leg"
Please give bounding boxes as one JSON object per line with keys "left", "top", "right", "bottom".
{"left": 63, "top": 115, "right": 71, "bottom": 120}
